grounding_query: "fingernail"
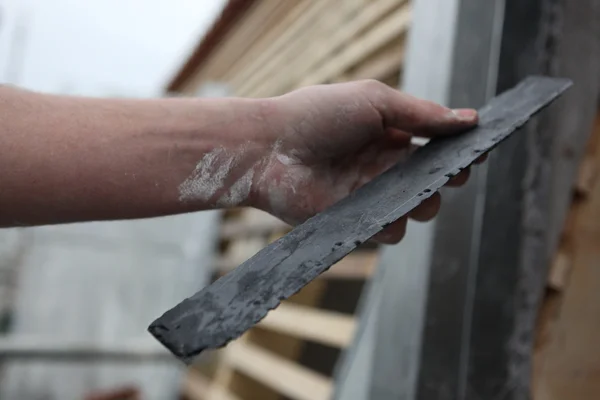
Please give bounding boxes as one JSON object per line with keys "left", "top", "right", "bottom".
{"left": 451, "top": 108, "right": 478, "bottom": 122}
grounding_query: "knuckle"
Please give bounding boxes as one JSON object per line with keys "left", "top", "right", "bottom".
{"left": 358, "top": 79, "right": 384, "bottom": 91}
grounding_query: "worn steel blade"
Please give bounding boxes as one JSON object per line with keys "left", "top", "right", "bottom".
{"left": 148, "top": 76, "right": 572, "bottom": 363}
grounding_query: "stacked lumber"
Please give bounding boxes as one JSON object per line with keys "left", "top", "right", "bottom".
{"left": 533, "top": 111, "right": 600, "bottom": 399}
{"left": 181, "top": 209, "right": 378, "bottom": 400}
{"left": 178, "top": 0, "right": 412, "bottom": 97}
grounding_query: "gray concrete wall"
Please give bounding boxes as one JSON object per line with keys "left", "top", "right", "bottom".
{"left": 0, "top": 211, "right": 220, "bottom": 399}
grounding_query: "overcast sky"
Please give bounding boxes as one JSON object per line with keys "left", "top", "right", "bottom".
{"left": 0, "top": 0, "right": 225, "bottom": 96}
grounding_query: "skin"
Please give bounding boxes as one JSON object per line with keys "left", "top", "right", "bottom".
{"left": 0, "top": 80, "right": 482, "bottom": 243}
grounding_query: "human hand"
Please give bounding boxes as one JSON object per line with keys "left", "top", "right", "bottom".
{"left": 249, "top": 80, "right": 481, "bottom": 244}
{"left": 0, "top": 81, "right": 478, "bottom": 229}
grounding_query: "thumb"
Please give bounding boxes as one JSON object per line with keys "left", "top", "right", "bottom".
{"left": 365, "top": 81, "right": 478, "bottom": 137}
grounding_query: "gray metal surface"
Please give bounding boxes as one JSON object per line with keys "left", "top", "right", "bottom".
{"left": 412, "top": 2, "right": 506, "bottom": 398}
{"left": 149, "top": 76, "right": 571, "bottom": 364}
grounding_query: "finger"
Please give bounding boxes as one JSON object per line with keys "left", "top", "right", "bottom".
{"left": 373, "top": 216, "right": 408, "bottom": 244}
{"left": 409, "top": 192, "right": 441, "bottom": 222}
{"left": 475, "top": 154, "right": 488, "bottom": 164}
{"left": 384, "top": 127, "right": 412, "bottom": 146}
{"left": 355, "top": 140, "right": 421, "bottom": 187}
{"left": 446, "top": 167, "right": 470, "bottom": 187}
{"left": 365, "top": 81, "right": 478, "bottom": 137}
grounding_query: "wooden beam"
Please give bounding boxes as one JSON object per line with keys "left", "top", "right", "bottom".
{"left": 221, "top": 0, "right": 314, "bottom": 83}
{"left": 183, "top": 370, "right": 242, "bottom": 400}
{"left": 298, "top": 3, "right": 412, "bottom": 88}
{"left": 229, "top": 0, "right": 332, "bottom": 92}
{"left": 220, "top": 218, "right": 289, "bottom": 240}
{"left": 348, "top": 41, "right": 405, "bottom": 82}
{"left": 184, "top": 0, "right": 284, "bottom": 93}
{"left": 208, "top": 209, "right": 278, "bottom": 400}
{"left": 243, "top": 0, "right": 367, "bottom": 97}
{"left": 258, "top": 303, "right": 356, "bottom": 348}
{"left": 236, "top": 0, "right": 343, "bottom": 97}
{"left": 533, "top": 110, "right": 600, "bottom": 400}
{"left": 575, "top": 154, "right": 598, "bottom": 198}
{"left": 253, "top": 0, "right": 406, "bottom": 97}
{"left": 238, "top": 279, "right": 328, "bottom": 400}
{"left": 547, "top": 251, "right": 572, "bottom": 291}
{"left": 224, "top": 341, "right": 332, "bottom": 400}
{"left": 321, "top": 252, "right": 378, "bottom": 279}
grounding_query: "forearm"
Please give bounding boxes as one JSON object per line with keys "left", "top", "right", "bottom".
{"left": 0, "top": 86, "right": 272, "bottom": 227}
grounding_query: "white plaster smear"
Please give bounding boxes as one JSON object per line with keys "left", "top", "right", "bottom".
{"left": 178, "top": 147, "right": 235, "bottom": 203}
{"left": 216, "top": 167, "right": 255, "bottom": 207}
{"left": 178, "top": 139, "right": 322, "bottom": 216}
{"left": 178, "top": 144, "right": 258, "bottom": 207}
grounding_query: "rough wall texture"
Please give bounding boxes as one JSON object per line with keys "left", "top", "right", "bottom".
{"left": 468, "top": 0, "right": 600, "bottom": 399}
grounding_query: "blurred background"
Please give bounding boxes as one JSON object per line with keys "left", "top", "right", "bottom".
{"left": 0, "top": 0, "right": 598, "bottom": 400}
{"left": 0, "top": 0, "right": 226, "bottom": 95}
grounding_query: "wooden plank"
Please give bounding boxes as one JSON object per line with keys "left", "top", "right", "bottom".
{"left": 224, "top": 341, "right": 332, "bottom": 400}
{"left": 209, "top": 208, "right": 275, "bottom": 400}
{"left": 184, "top": 0, "right": 284, "bottom": 93}
{"left": 348, "top": 40, "right": 405, "bottom": 81}
{"left": 239, "top": 279, "right": 328, "bottom": 400}
{"left": 183, "top": 370, "right": 241, "bottom": 400}
{"left": 547, "top": 251, "right": 572, "bottom": 291}
{"left": 252, "top": 0, "right": 405, "bottom": 97}
{"left": 210, "top": 1, "right": 292, "bottom": 80}
{"left": 222, "top": 0, "right": 314, "bottom": 83}
{"left": 258, "top": 303, "right": 356, "bottom": 348}
{"left": 243, "top": 0, "right": 367, "bottom": 98}
{"left": 573, "top": 116, "right": 599, "bottom": 197}
{"left": 209, "top": 361, "right": 237, "bottom": 400}
{"left": 321, "top": 252, "right": 378, "bottom": 279}
{"left": 220, "top": 217, "right": 289, "bottom": 240}
{"left": 235, "top": 0, "right": 345, "bottom": 97}
{"left": 298, "top": 3, "right": 412, "bottom": 87}
{"left": 221, "top": 209, "right": 276, "bottom": 270}
{"left": 575, "top": 158, "right": 598, "bottom": 197}
{"left": 203, "top": 209, "right": 329, "bottom": 400}
{"left": 228, "top": 0, "right": 332, "bottom": 91}
{"left": 533, "top": 111, "right": 600, "bottom": 400}
{"left": 191, "top": 0, "right": 294, "bottom": 87}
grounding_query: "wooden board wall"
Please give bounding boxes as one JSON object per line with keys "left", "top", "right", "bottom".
{"left": 179, "top": 0, "right": 411, "bottom": 97}
{"left": 533, "top": 110, "right": 600, "bottom": 400}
